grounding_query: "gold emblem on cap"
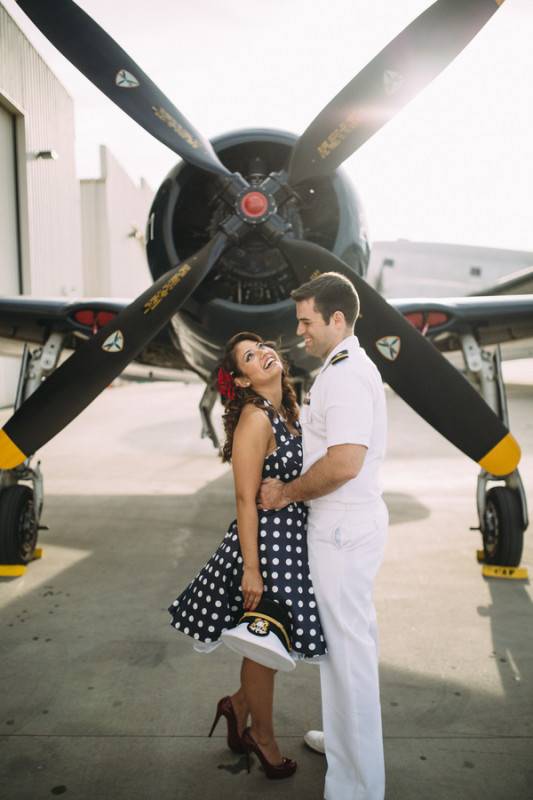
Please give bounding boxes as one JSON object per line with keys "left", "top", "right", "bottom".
{"left": 248, "top": 618, "right": 270, "bottom": 636}
{"left": 241, "top": 611, "right": 291, "bottom": 650}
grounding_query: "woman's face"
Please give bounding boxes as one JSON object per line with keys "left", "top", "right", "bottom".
{"left": 232, "top": 339, "right": 283, "bottom": 391}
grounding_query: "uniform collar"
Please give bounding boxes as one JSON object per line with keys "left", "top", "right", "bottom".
{"left": 320, "top": 334, "right": 359, "bottom": 373}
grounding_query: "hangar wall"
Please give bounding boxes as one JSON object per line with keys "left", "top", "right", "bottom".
{"left": 0, "top": 4, "right": 83, "bottom": 295}
{"left": 0, "top": 4, "right": 83, "bottom": 406}
{"left": 0, "top": 99, "right": 20, "bottom": 406}
{"left": 81, "top": 146, "right": 153, "bottom": 298}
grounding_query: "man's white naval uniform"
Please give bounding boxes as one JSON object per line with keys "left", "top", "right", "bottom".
{"left": 300, "top": 334, "right": 388, "bottom": 800}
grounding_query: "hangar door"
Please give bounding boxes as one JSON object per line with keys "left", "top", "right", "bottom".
{"left": 0, "top": 102, "right": 21, "bottom": 407}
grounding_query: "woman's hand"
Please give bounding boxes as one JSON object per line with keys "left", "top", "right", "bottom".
{"left": 241, "top": 566, "right": 264, "bottom": 611}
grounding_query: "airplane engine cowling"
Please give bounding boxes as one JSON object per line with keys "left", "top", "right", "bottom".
{"left": 146, "top": 128, "right": 370, "bottom": 379}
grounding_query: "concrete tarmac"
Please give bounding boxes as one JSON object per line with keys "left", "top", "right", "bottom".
{"left": 1, "top": 362, "right": 532, "bottom": 800}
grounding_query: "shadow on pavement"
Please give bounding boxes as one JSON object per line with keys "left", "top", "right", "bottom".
{"left": 0, "top": 473, "right": 531, "bottom": 800}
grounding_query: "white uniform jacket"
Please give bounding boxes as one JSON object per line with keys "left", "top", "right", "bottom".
{"left": 300, "top": 334, "right": 387, "bottom": 509}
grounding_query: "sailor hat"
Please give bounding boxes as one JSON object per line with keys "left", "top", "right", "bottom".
{"left": 221, "top": 597, "right": 295, "bottom": 672}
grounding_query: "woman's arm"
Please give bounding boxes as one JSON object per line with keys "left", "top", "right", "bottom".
{"left": 232, "top": 404, "right": 272, "bottom": 611}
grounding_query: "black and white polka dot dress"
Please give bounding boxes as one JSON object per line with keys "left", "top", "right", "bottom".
{"left": 168, "top": 399, "right": 327, "bottom": 663}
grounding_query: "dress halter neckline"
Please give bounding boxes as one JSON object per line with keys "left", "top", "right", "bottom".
{"left": 261, "top": 396, "right": 285, "bottom": 419}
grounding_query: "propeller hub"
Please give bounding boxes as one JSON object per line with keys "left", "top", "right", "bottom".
{"left": 241, "top": 191, "right": 268, "bottom": 217}
{"left": 235, "top": 189, "right": 276, "bottom": 225}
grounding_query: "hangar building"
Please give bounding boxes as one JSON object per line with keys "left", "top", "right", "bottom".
{"left": 0, "top": 4, "right": 154, "bottom": 406}
{"left": 0, "top": 3, "right": 82, "bottom": 405}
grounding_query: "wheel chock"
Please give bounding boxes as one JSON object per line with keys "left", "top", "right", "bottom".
{"left": 0, "top": 548, "right": 43, "bottom": 577}
{"left": 482, "top": 564, "right": 529, "bottom": 580}
{"left": 0, "top": 563, "right": 27, "bottom": 577}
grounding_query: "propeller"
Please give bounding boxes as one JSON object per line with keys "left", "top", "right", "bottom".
{"left": 288, "top": 0, "right": 505, "bottom": 185}
{"left": 4, "top": 0, "right": 516, "bottom": 479}
{"left": 16, "top": 0, "right": 230, "bottom": 178}
{"left": 277, "top": 237, "right": 520, "bottom": 477}
{"left": 0, "top": 234, "right": 228, "bottom": 469}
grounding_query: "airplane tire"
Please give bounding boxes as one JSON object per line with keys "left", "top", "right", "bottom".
{"left": 483, "top": 487, "right": 524, "bottom": 567}
{"left": 0, "top": 485, "right": 39, "bottom": 565}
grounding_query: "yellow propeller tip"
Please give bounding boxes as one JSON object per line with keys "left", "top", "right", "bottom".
{"left": 0, "top": 430, "right": 27, "bottom": 469}
{"left": 479, "top": 433, "right": 521, "bottom": 476}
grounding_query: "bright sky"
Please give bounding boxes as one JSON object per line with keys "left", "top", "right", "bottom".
{"left": 4, "top": 0, "right": 533, "bottom": 251}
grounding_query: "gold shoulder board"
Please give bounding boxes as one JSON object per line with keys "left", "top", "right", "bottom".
{"left": 330, "top": 350, "right": 349, "bottom": 366}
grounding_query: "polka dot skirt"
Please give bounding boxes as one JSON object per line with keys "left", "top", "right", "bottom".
{"left": 168, "top": 399, "right": 327, "bottom": 662}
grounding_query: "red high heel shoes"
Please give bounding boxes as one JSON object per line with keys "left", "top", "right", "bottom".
{"left": 241, "top": 727, "right": 297, "bottom": 780}
{"left": 208, "top": 696, "right": 246, "bottom": 754}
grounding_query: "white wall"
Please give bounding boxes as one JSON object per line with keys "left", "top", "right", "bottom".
{"left": 81, "top": 146, "right": 154, "bottom": 299}
{"left": 0, "top": 101, "right": 21, "bottom": 405}
{"left": 0, "top": 4, "right": 83, "bottom": 296}
{"left": 0, "top": 4, "right": 83, "bottom": 406}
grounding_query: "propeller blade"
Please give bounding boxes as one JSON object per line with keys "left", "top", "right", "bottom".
{"left": 16, "top": 0, "right": 230, "bottom": 177}
{"left": 279, "top": 237, "right": 520, "bottom": 477}
{"left": 288, "top": 0, "right": 505, "bottom": 185}
{"left": 0, "top": 234, "right": 228, "bottom": 469}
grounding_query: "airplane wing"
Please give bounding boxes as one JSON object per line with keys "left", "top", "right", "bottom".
{"left": 472, "top": 266, "right": 533, "bottom": 297}
{"left": 2, "top": 294, "right": 533, "bottom": 367}
{"left": 0, "top": 296, "right": 190, "bottom": 371}
{"left": 390, "top": 295, "right": 533, "bottom": 355}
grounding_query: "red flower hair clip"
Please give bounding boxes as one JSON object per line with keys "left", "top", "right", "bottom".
{"left": 217, "top": 367, "right": 236, "bottom": 400}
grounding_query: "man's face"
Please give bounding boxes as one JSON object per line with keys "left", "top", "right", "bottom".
{"left": 295, "top": 298, "right": 338, "bottom": 359}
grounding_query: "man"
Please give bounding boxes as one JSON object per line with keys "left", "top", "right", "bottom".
{"left": 258, "top": 271, "right": 388, "bottom": 800}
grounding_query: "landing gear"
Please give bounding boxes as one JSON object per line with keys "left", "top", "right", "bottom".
{"left": 461, "top": 336, "right": 528, "bottom": 567}
{"left": 0, "top": 334, "right": 63, "bottom": 565}
{"left": 482, "top": 486, "right": 524, "bottom": 567}
{"left": 199, "top": 382, "right": 220, "bottom": 449}
{"left": 0, "top": 484, "right": 38, "bottom": 564}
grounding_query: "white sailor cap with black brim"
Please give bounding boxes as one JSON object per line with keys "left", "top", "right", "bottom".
{"left": 221, "top": 597, "right": 295, "bottom": 672}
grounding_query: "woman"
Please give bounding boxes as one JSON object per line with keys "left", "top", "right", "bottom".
{"left": 168, "top": 332, "right": 326, "bottom": 779}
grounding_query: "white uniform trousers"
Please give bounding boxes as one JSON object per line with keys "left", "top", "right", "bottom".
{"left": 307, "top": 499, "right": 388, "bottom": 800}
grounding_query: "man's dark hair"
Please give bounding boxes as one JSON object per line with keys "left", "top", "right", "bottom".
{"left": 290, "top": 272, "right": 360, "bottom": 326}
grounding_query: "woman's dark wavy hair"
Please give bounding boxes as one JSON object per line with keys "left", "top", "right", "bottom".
{"left": 219, "top": 332, "right": 299, "bottom": 463}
